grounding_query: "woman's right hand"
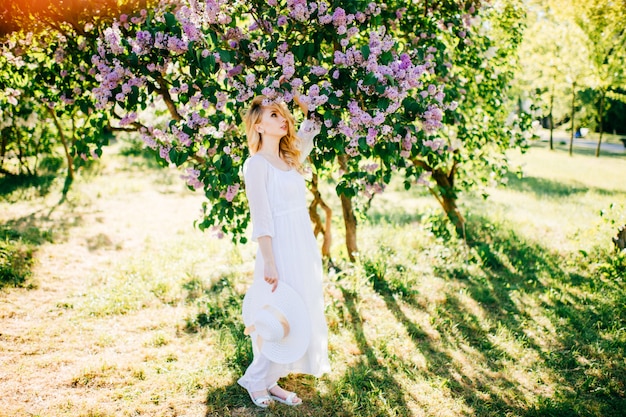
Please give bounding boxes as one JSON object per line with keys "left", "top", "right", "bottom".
{"left": 257, "top": 236, "right": 279, "bottom": 292}
{"left": 264, "top": 261, "right": 279, "bottom": 292}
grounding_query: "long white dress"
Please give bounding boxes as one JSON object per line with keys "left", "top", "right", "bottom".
{"left": 238, "top": 120, "right": 331, "bottom": 391}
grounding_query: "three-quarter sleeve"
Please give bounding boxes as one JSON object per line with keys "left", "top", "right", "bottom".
{"left": 297, "top": 119, "right": 321, "bottom": 163}
{"left": 243, "top": 157, "right": 274, "bottom": 241}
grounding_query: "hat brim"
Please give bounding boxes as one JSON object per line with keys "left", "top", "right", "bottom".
{"left": 242, "top": 281, "right": 311, "bottom": 364}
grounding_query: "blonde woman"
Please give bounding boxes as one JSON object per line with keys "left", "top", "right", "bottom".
{"left": 238, "top": 95, "right": 330, "bottom": 407}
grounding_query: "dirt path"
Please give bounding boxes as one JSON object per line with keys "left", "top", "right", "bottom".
{"left": 0, "top": 158, "right": 214, "bottom": 416}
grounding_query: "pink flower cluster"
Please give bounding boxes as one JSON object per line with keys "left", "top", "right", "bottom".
{"left": 88, "top": 0, "right": 458, "bottom": 232}
{"left": 181, "top": 167, "right": 203, "bottom": 190}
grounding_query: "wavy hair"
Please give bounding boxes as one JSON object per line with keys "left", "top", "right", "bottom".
{"left": 243, "top": 95, "right": 302, "bottom": 171}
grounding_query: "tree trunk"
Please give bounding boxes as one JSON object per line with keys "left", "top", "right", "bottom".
{"left": 338, "top": 155, "right": 358, "bottom": 261}
{"left": 549, "top": 83, "right": 555, "bottom": 151}
{"left": 431, "top": 168, "right": 465, "bottom": 239}
{"left": 411, "top": 158, "right": 465, "bottom": 239}
{"left": 340, "top": 192, "right": 358, "bottom": 262}
{"left": 1, "top": 134, "right": 6, "bottom": 164}
{"left": 15, "top": 129, "right": 32, "bottom": 176}
{"left": 47, "top": 107, "right": 74, "bottom": 194}
{"left": 156, "top": 76, "right": 183, "bottom": 121}
{"left": 569, "top": 81, "right": 576, "bottom": 157}
{"left": 307, "top": 172, "right": 333, "bottom": 259}
{"left": 613, "top": 225, "right": 626, "bottom": 252}
{"left": 595, "top": 90, "right": 605, "bottom": 157}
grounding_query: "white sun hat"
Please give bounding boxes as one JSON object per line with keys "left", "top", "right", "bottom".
{"left": 242, "top": 281, "right": 311, "bottom": 364}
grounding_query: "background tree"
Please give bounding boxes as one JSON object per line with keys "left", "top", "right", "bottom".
{"left": 0, "top": 0, "right": 145, "bottom": 194}
{"left": 573, "top": 0, "right": 626, "bottom": 156}
{"left": 515, "top": 5, "right": 586, "bottom": 150}
{"left": 520, "top": 0, "right": 626, "bottom": 156}
{"left": 392, "top": 0, "right": 534, "bottom": 238}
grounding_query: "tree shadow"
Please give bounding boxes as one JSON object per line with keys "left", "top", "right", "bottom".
{"left": 354, "top": 213, "right": 626, "bottom": 416}
{"left": 364, "top": 207, "right": 425, "bottom": 227}
{"left": 504, "top": 172, "right": 626, "bottom": 199}
{"left": 0, "top": 173, "right": 57, "bottom": 201}
{"left": 201, "top": 275, "right": 411, "bottom": 416}
{"left": 0, "top": 210, "right": 57, "bottom": 288}
{"left": 530, "top": 140, "right": 626, "bottom": 160}
{"left": 441, "top": 217, "right": 625, "bottom": 415}
{"left": 315, "top": 286, "right": 411, "bottom": 416}
{"left": 199, "top": 218, "right": 625, "bottom": 416}
{"left": 504, "top": 173, "right": 590, "bottom": 197}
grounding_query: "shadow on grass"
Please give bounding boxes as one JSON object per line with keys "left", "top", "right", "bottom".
{"left": 436, "top": 217, "right": 625, "bottom": 416}
{"left": 364, "top": 208, "right": 425, "bottom": 227}
{"left": 0, "top": 173, "right": 56, "bottom": 200}
{"left": 0, "top": 214, "right": 55, "bottom": 288}
{"left": 504, "top": 172, "right": 626, "bottom": 199}
{"left": 346, "top": 213, "right": 625, "bottom": 416}
{"left": 317, "top": 286, "right": 411, "bottom": 417}
{"left": 504, "top": 173, "right": 590, "bottom": 197}
{"left": 199, "top": 223, "right": 625, "bottom": 416}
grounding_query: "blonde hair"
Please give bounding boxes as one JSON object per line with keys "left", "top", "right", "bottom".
{"left": 243, "top": 95, "right": 302, "bottom": 170}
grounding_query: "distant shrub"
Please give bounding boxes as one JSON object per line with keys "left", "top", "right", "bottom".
{"left": 38, "top": 155, "right": 63, "bottom": 174}
{"left": 0, "top": 239, "right": 34, "bottom": 287}
{"left": 598, "top": 251, "right": 626, "bottom": 281}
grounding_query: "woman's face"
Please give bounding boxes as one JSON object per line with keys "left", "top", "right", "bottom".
{"left": 256, "top": 106, "right": 288, "bottom": 139}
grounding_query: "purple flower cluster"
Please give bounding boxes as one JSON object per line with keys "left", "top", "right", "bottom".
{"left": 88, "top": 0, "right": 459, "bottom": 227}
{"left": 287, "top": 0, "right": 315, "bottom": 22}
{"left": 181, "top": 167, "right": 203, "bottom": 190}
{"left": 422, "top": 105, "right": 444, "bottom": 133}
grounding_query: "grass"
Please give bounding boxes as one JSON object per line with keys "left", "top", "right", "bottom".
{"left": 0, "top": 140, "right": 625, "bottom": 416}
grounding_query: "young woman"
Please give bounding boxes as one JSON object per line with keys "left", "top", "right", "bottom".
{"left": 238, "top": 95, "right": 331, "bottom": 407}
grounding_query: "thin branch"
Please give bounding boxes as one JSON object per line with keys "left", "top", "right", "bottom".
{"left": 155, "top": 76, "right": 183, "bottom": 121}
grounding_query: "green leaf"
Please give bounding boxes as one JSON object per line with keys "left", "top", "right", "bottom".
{"left": 127, "top": 86, "right": 140, "bottom": 108}
{"left": 164, "top": 12, "right": 177, "bottom": 29}
{"left": 218, "top": 49, "right": 232, "bottom": 63}
{"left": 293, "top": 44, "right": 306, "bottom": 61}
{"left": 363, "top": 72, "right": 378, "bottom": 86}
{"left": 201, "top": 54, "right": 216, "bottom": 75}
{"left": 328, "top": 94, "right": 341, "bottom": 106}
{"left": 169, "top": 147, "right": 178, "bottom": 163}
{"left": 380, "top": 51, "right": 393, "bottom": 64}
{"left": 207, "top": 31, "right": 218, "bottom": 48}
{"left": 377, "top": 98, "right": 390, "bottom": 111}
{"left": 361, "top": 45, "right": 370, "bottom": 60}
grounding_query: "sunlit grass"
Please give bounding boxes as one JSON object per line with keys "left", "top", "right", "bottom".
{"left": 1, "top": 142, "right": 625, "bottom": 416}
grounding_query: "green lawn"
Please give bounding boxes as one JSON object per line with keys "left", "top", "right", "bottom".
{"left": 0, "top": 140, "right": 624, "bottom": 416}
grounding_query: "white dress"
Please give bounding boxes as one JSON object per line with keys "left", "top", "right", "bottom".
{"left": 238, "top": 120, "right": 331, "bottom": 391}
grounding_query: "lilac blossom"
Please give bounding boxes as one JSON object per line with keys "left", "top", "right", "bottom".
{"left": 181, "top": 168, "right": 203, "bottom": 190}
{"left": 311, "top": 66, "right": 328, "bottom": 76}
{"left": 287, "top": 0, "right": 312, "bottom": 21}
{"left": 119, "top": 112, "right": 137, "bottom": 126}
{"left": 159, "top": 145, "right": 172, "bottom": 163}
{"left": 224, "top": 183, "right": 240, "bottom": 202}
{"left": 422, "top": 138, "right": 446, "bottom": 154}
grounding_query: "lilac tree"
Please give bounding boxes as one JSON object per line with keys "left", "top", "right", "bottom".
{"left": 91, "top": 0, "right": 459, "bottom": 258}
{"left": 2, "top": 0, "right": 532, "bottom": 259}
{"left": 391, "top": 0, "right": 533, "bottom": 239}
{"left": 0, "top": 1, "right": 130, "bottom": 195}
